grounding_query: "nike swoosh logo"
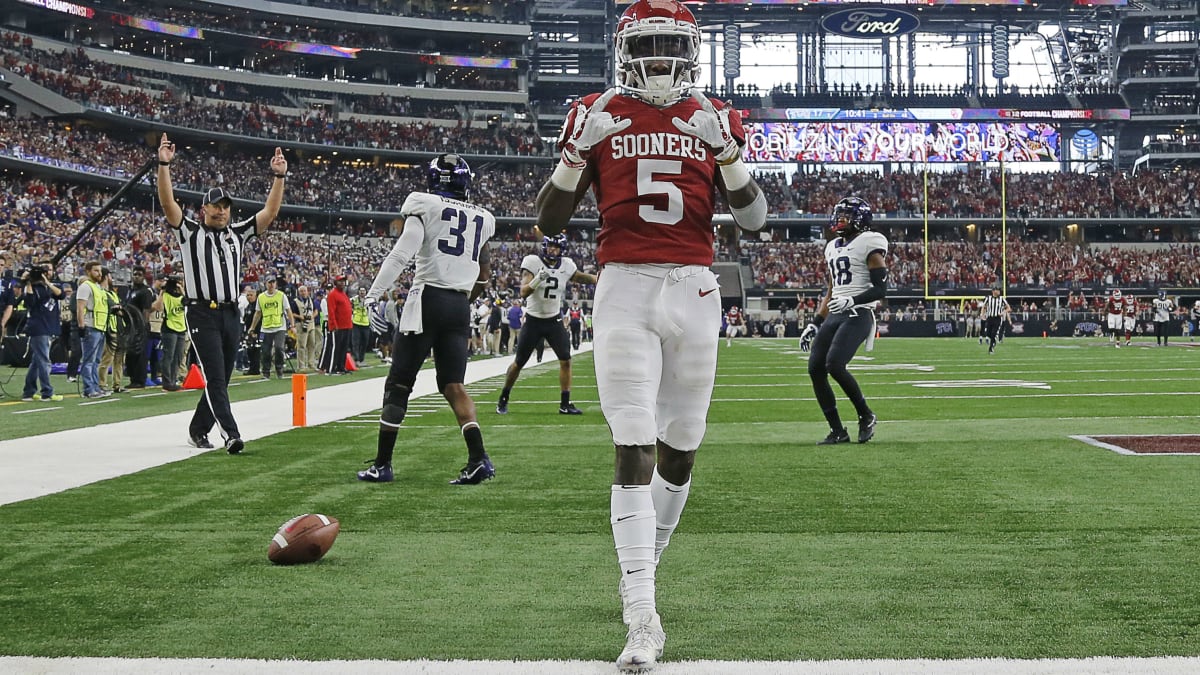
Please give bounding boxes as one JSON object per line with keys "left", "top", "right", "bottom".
{"left": 665, "top": 487, "right": 683, "bottom": 493}
{"left": 616, "top": 514, "right": 636, "bottom": 522}
{"left": 619, "top": 485, "right": 640, "bottom": 490}
{"left": 698, "top": 288, "right": 718, "bottom": 297}
{"left": 625, "top": 568, "right": 645, "bottom": 575}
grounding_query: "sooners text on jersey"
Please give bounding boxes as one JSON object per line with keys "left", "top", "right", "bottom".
{"left": 563, "top": 92, "right": 746, "bottom": 267}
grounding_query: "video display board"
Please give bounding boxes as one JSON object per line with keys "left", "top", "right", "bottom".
{"left": 744, "top": 120, "right": 1061, "bottom": 162}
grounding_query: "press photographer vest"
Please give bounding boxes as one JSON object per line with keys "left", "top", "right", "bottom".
{"left": 162, "top": 293, "right": 186, "bottom": 333}
{"left": 83, "top": 280, "right": 109, "bottom": 331}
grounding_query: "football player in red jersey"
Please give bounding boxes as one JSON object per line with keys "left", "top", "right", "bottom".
{"left": 1122, "top": 293, "right": 1138, "bottom": 346}
{"left": 534, "top": 1, "right": 767, "bottom": 670}
{"left": 1105, "top": 289, "right": 1123, "bottom": 347}
{"left": 725, "top": 304, "right": 744, "bottom": 347}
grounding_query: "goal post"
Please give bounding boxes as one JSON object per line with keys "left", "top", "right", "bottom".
{"left": 922, "top": 160, "right": 1008, "bottom": 303}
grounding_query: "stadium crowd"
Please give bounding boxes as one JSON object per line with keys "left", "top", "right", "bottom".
{"left": 5, "top": 113, "right": 1200, "bottom": 226}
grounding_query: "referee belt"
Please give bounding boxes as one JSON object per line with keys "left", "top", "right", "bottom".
{"left": 185, "top": 299, "right": 239, "bottom": 309}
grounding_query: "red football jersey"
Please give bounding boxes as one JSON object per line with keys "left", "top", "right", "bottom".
{"left": 726, "top": 308, "right": 743, "bottom": 325}
{"left": 1123, "top": 297, "right": 1137, "bottom": 316}
{"left": 562, "top": 92, "right": 746, "bottom": 267}
{"left": 1105, "top": 298, "right": 1122, "bottom": 315}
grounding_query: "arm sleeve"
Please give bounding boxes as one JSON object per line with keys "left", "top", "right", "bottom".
{"left": 366, "top": 216, "right": 423, "bottom": 302}
{"left": 851, "top": 266, "right": 889, "bottom": 305}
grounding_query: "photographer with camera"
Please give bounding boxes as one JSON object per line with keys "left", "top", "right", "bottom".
{"left": 19, "top": 262, "right": 65, "bottom": 402}
{"left": 291, "top": 284, "right": 319, "bottom": 372}
{"left": 152, "top": 275, "right": 187, "bottom": 391}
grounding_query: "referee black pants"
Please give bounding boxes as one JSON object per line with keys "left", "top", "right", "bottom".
{"left": 985, "top": 317, "right": 1003, "bottom": 349}
{"left": 185, "top": 305, "right": 242, "bottom": 441}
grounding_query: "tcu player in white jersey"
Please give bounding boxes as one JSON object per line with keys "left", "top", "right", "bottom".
{"left": 1151, "top": 290, "right": 1174, "bottom": 346}
{"left": 800, "top": 197, "right": 889, "bottom": 445}
{"left": 356, "top": 153, "right": 497, "bottom": 486}
{"left": 496, "top": 233, "right": 598, "bottom": 416}
{"left": 534, "top": 0, "right": 768, "bottom": 669}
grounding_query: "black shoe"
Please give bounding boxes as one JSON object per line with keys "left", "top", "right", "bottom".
{"left": 496, "top": 399, "right": 508, "bottom": 415}
{"left": 450, "top": 456, "right": 495, "bottom": 485}
{"left": 559, "top": 404, "right": 583, "bottom": 415}
{"left": 817, "top": 428, "right": 850, "bottom": 445}
{"left": 188, "top": 434, "right": 214, "bottom": 449}
{"left": 857, "top": 413, "right": 877, "bottom": 444}
{"left": 357, "top": 461, "right": 394, "bottom": 482}
{"left": 225, "top": 437, "right": 244, "bottom": 454}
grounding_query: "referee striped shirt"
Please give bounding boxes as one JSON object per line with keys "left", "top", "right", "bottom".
{"left": 982, "top": 295, "right": 1009, "bottom": 319}
{"left": 175, "top": 215, "right": 256, "bottom": 303}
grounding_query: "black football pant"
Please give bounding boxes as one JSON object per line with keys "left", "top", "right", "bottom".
{"left": 985, "top": 317, "right": 1003, "bottom": 350}
{"left": 1154, "top": 321, "right": 1168, "bottom": 345}
{"left": 808, "top": 309, "right": 874, "bottom": 430}
{"left": 185, "top": 305, "right": 242, "bottom": 442}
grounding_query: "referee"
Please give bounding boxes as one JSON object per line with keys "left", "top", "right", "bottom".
{"left": 156, "top": 132, "right": 288, "bottom": 454}
{"left": 982, "top": 286, "right": 1010, "bottom": 354}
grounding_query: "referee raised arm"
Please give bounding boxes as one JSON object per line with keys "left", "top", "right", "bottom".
{"left": 982, "top": 287, "right": 1010, "bottom": 355}
{"left": 156, "top": 132, "right": 287, "bottom": 454}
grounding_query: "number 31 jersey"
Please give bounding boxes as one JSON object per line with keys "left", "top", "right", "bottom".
{"left": 402, "top": 191, "right": 496, "bottom": 293}
{"left": 824, "top": 231, "right": 889, "bottom": 303}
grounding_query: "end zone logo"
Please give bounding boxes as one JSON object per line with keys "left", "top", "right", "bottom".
{"left": 821, "top": 8, "right": 920, "bottom": 39}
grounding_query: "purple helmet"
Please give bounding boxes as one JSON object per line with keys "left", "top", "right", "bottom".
{"left": 427, "top": 153, "right": 472, "bottom": 200}
{"left": 829, "top": 196, "right": 873, "bottom": 236}
{"left": 541, "top": 233, "right": 568, "bottom": 265}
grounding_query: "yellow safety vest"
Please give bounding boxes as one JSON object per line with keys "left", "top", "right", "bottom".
{"left": 162, "top": 293, "right": 187, "bottom": 333}
{"left": 351, "top": 297, "right": 370, "bottom": 326}
{"left": 257, "top": 291, "right": 287, "bottom": 331}
{"left": 83, "top": 280, "right": 109, "bottom": 331}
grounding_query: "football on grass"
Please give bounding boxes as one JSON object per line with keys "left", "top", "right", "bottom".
{"left": 268, "top": 513, "right": 339, "bottom": 565}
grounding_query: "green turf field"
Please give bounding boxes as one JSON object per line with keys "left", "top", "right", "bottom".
{"left": 2, "top": 337, "right": 1198, "bottom": 662}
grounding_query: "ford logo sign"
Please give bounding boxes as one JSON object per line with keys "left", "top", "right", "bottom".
{"left": 821, "top": 8, "right": 920, "bottom": 39}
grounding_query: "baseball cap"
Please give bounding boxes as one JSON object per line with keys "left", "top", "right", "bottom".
{"left": 203, "top": 187, "right": 233, "bottom": 206}
{"left": 334, "top": 274, "right": 348, "bottom": 282}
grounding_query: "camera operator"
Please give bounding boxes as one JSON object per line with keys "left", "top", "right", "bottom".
{"left": 291, "top": 284, "right": 319, "bottom": 372}
{"left": 152, "top": 275, "right": 187, "bottom": 391}
{"left": 20, "top": 262, "right": 65, "bottom": 402}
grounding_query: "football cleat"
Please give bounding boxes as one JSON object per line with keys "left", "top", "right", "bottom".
{"left": 617, "top": 610, "right": 666, "bottom": 673}
{"left": 559, "top": 404, "right": 583, "bottom": 415}
{"left": 225, "top": 437, "right": 244, "bottom": 455}
{"left": 450, "top": 456, "right": 495, "bottom": 485}
{"left": 817, "top": 428, "right": 850, "bottom": 445}
{"left": 496, "top": 399, "right": 508, "bottom": 415}
{"left": 857, "top": 414, "right": 877, "bottom": 444}
{"left": 357, "top": 462, "right": 394, "bottom": 483}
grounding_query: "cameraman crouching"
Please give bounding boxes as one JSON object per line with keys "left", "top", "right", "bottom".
{"left": 20, "top": 262, "right": 64, "bottom": 402}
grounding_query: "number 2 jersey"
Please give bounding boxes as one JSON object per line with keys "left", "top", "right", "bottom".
{"left": 823, "top": 231, "right": 889, "bottom": 308}
{"left": 521, "top": 254, "right": 577, "bottom": 319}
{"left": 561, "top": 91, "right": 746, "bottom": 267}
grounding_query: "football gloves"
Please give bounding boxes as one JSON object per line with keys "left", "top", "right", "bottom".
{"left": 529, "top": 267, "right": 551, "bottom": 290}
{"left": 560, "top": 88, "right": 632, "bottom": 169}
{"left": 827, "top": 296, "right": 855, "bottom": 313}
{"left": 799, "top": 322, "right": 818, "bottom": 353}
{"left": 672, "top": 90, "right": 741, "bottom": 165}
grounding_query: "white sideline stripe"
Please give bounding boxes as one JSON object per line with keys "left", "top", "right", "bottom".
{"left": 0, "top": 348, "right": 569, "bottom": 507}
{"left": 4, "top": 656, "right": 1200, "bottom": 674}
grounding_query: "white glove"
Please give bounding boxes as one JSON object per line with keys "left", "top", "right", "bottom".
{"left": 799, "top": 323, "right": 818, "bottom": 353}
{"left": 528, "top": 267, "right": 551, "bottom": 290}
{"left": 560, "top": 88, "right": 632, "bottom": 169}
{"left": 671, "top": 90, "right": 741, "bottom": 165}
{"left": 827, "top": 296, "right": 855, "bottom": 313}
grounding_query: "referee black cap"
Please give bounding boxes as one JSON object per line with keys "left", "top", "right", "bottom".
{"left": 203, "top": 187, "right": 233, "bottom": 206}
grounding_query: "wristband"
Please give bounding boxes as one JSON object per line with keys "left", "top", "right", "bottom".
{"left": 158, "top": 161, "right": 172, "bottom": 166}
{"left": 718, "top": 157, "right": 752, "bottom": 192}
{"left": 272, "top": 172, "right": 287, "bottom": 179}
{"left": 550, "top": 162, "right": 584, "bottom": 192}
{"left": 812, "top": 314, "right": 824, "bottom": 327}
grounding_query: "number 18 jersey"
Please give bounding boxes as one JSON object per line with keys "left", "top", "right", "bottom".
{"left": 402, "top": 191, "right": 496, "bottom": 294}
{"left": 823, "top": 231, "right": 889, "bottom": 303}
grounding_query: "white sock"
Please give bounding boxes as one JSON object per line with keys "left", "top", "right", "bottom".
{"left": 611, "top": 484, "right": 656, "bottom": 617}
{"left": 650, "top": 469, "right": 691, "bottom": 565}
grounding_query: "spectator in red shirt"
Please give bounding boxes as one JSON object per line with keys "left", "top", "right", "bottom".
{"left": 319, "top": 275, "right": 353, "bottom": 374}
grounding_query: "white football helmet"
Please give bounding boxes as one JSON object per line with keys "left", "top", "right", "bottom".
{"left": 615, "top": 0, "right": 701, "bottom": 107}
